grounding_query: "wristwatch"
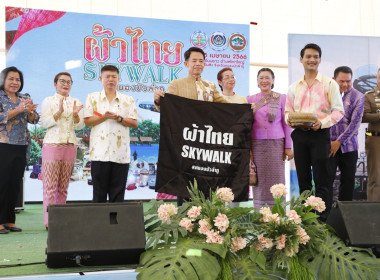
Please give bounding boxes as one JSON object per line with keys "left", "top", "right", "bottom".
{"left": 118, "top": 116, "right": 124, "bottom": 123}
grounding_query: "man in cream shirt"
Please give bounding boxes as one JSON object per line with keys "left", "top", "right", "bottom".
{"left": 154, "top": 47, "right": 229, "bottom": 205}
{"left": 84, "top": 65, "right": 138, "bottom": 202}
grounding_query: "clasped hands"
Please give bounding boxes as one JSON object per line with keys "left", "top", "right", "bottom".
{"left": 17, "top": 99, "right": 38, "bottom": 114}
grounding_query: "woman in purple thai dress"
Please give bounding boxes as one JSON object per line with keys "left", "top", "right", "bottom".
{"left": 247, "top": 68, "right": 293, "bottom": 209}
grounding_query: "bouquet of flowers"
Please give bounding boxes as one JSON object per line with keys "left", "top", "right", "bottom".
{"left": 136, "top": 180, "right": 380, "bottom": 280}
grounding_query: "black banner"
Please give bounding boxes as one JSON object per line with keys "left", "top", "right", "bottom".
{"left": 155, "top": 94, "right": 253, "bottom": 201}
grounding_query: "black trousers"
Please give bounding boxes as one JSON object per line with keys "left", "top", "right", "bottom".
{"left": 291, "top": 128, "right": 331, "bottom": 220}
{"left": 91, "top": 161, "right": 129, "bottom": 203}
{"left": 328, "top": 149, "right": 358, "bottom": 201}
{"left": 0, "top": 143, "right": 26, "bottom": 224}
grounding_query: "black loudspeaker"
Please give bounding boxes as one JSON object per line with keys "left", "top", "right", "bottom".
{"left": 46, "top": 202, "right": 146, "bottom": 268}
{"left": 326, "top": 201, "right": 380, "bottom": 247}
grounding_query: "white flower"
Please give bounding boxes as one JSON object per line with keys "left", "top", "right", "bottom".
{"left": 157, "top": 204, "right": 178, "bottom": 224}
{"left": 213, "top": 213, "right": 229, "bottom": 232}
{"left": 187, "top": 206, "right": 202, "bottom": 220}
{"left": 257, "top": 234, "right": 273, "bottom": 249}
{"left": 230, "top": 237, "right": 247, "bottom": 252}
{"left": 179, "top": 218, "right": 193, "bottom": 232}
{"left": 198, "top": 219, "right": 212, "bottom": 235}
{"left": 270, "top": 184, "right": 287, "bottom": 199}
{"left": 296, "top": 226, "right": 310, "bottom": 245}
{"left": 206, "top": 230, "right": 223, "bottom": 244}
{"left": 275, "top": 234, "right": 287, "bottom": 250}
{"left": 216, "top": 188, "right": 234, "bottom": 203}
{"left": 304, "top": 196, "right": 326, "bottom": 213}
{"left": 286, "top": 209, "right": 302, "bottom": 224}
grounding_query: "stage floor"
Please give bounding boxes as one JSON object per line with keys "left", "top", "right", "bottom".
{"left": 1, "top": 270, "right": 138, "bottom": 280}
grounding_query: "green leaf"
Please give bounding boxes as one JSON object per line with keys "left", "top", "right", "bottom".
{"left": 145, "top": 220, "right": 161, "bottom": 233}
{"left": 271, "top": 204, "right": 284, "bottom": 217}
{"left": 137, "top": 236, "right": 227, "bottom": 280}
{"left": 145, "top": 215, "right": 159, "bottom": 225}
{"left": 232, "top": 250, "right": 287, "bottom": 280}
{"left": 249, "top": 247, "right": 266, "bottom": 270}
{"left": 301, "top": 212, "right": 318, "bottom": 224}
{"left": 308, "top": 232, "right": 380, "bottom": 280}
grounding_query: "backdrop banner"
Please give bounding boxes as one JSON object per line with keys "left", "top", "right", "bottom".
{"left": 5, "top": 6, "right": 249, "bottom": 201}
{"left": 156, "top": 94, "right": 253, "bottom": 201}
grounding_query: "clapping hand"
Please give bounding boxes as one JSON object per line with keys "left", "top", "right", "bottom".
{"left": 103, "top": 111, "right": 118, "bottom": 120}
{"left": 25, "top": 99, "right": 38, "bottom": 113}
{"left": 73, "top": 100, "right": 83, "bottom": 115}
{"left": 58, "top": 97, "right": 64, "bottom": 114}
{"left": 16, "top": 99, "right": 27, "bottom": 113}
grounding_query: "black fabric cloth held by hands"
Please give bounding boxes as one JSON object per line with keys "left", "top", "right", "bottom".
{"left": 155, "top": 94, "right": 253, "bottom": 201}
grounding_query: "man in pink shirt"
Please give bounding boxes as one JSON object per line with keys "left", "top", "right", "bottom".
{"left": 285, "top": 43, "right": 344, "bottom": 221}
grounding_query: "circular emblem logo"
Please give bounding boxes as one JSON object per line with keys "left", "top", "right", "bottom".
{"left": 209, "top": 31, "right": 227, "bottom": 51}
{"left": 229, "top": 33, "right": 247, "bottom": 52}
{"left": 190, "top": 31, "right": 208, "bottom": 49}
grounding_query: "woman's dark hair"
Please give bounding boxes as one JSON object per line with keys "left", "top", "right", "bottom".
{"left": 257, "top": 67, "right": 275, "bottom": 89}
{"left": 0, "top": 66, "right": 24, "bottom": 92}
{"left": 217, "top": 67, "right": 233, "bottom": 91}
{"left": 54, "top": 72, "right": 72, "bottom": 84}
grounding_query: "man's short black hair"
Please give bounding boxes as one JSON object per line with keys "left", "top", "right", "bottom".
{"left": 300, "top": 43, "right": 322, "bottom": 58}
{"left": 101, "top": 65, "right": 119, "bottom": 74}
{"left": 334, "top": 66, "right": 353, "bottom": 78}
{"left": 184, "top": 47, "right": 205, "bottom": 61}
{"left": 0, "top": 66, "right": 24, "bottom": 92}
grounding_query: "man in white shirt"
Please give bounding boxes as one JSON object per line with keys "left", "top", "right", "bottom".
{"left": 84, "top": 65, "right": 138, "bottom": 202}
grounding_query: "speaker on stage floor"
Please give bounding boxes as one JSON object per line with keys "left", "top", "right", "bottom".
{"left": 46, "top": 202, "right": 146, "bottom": 268}
{"left": 326, "top": 201, "right": 380, "bottom": 247}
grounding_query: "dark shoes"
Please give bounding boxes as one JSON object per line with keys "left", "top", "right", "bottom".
{"left": 3, "top": 224, "right": 22, "bottom": 232}
{"left": 0, "top": 228, "right": 10, "bottom": 234}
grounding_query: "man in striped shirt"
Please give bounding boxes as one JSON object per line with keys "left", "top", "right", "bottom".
{"left": 328, "top": 66, "right": 364, "bottom": 202}
{"left": 285, "top": 43, "right": 344, "bottom": 221}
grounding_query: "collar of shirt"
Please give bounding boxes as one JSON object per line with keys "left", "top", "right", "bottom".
{"left": 342, "top": 87, "right": 354, "bottom": 99}
{"left": 0, "top": 90, "right": 21, "bottom": 99}
{"left": 100, "top": 90, "right": 121, "bottom": 102}
{"left": 186, "top": 75, "right": 202, "bottom": 82}
{"left": 53, "top": 92, "right": 67, "bottom": 100}
{"left": 297, "top": 72, "right": 322, "bottom": 85}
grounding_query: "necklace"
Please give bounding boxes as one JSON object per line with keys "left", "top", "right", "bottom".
{"left": 263, "top": 91, "right": 272, "bottom": 103}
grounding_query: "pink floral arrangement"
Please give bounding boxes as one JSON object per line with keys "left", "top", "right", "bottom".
{"left": 139, "top": 180, "right": 379, "bottom": 280}
{"left": 140, "top": 182, "right": 368, "bottom": 280}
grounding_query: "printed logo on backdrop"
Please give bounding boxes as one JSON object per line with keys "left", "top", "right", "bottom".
{"left": 190, "top": 31, "right": 208, "bottom": 49}
{"left": 209, "top": 32, "right": 228, "bottom": 51}
{"left": 155, "top": 94, "right": 253, "bottom": 201}
{"left": 229, "top": 33, "right": 247, "bottom": 52}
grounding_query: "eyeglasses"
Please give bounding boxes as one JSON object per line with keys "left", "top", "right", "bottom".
{"left": 58, "top": 79, "right": 73, "bottom": 85}
{"left": 222, "top": 76, "right": 236, "bottom": 81}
